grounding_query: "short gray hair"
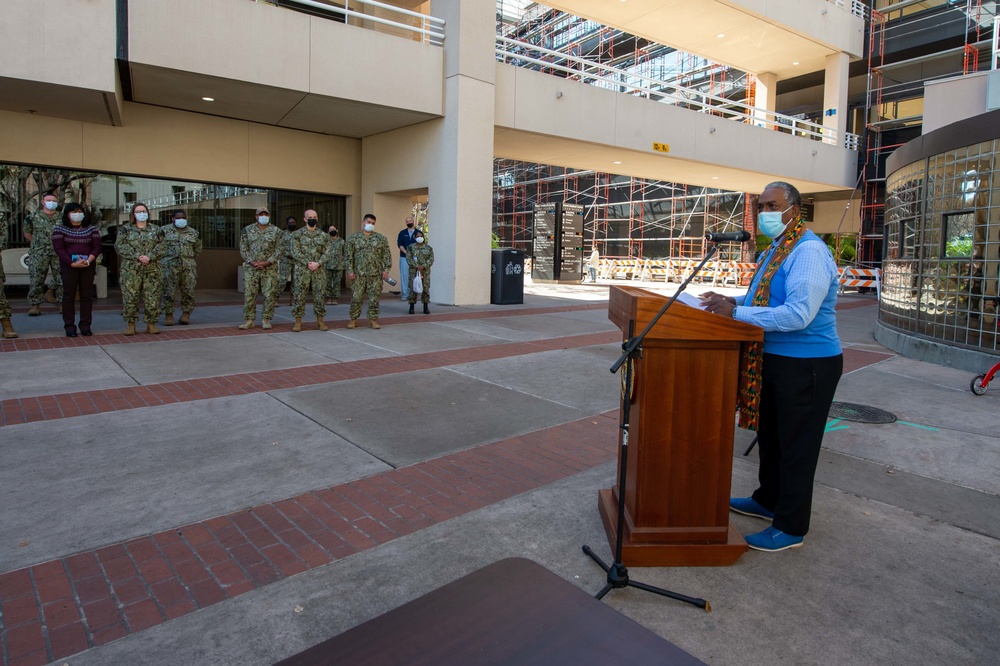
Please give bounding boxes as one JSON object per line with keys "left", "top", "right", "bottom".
{"left": 763, "top": 181, "right": 802, "bottom": 208}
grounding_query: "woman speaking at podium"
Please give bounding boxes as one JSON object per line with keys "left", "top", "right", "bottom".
{"left": 701, "top": 181, "right": 842, "bottom": 554}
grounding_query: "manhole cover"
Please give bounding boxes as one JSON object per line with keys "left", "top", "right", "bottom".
{"left": 829, "top": 402, "right": 897, "bottom": 424}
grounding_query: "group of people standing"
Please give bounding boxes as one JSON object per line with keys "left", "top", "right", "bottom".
{"left": 2, "top": 197, "right": 434, "bottom": 338}
{"left": 239, "top": 209, "right": 433, "bottom": 331}
{"left": 2, "top": 196, "right": 202, "bottom": 337}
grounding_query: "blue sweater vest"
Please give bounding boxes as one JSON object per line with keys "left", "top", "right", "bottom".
{"left": 761, "top": 233, "right": 841, "bottom": 358}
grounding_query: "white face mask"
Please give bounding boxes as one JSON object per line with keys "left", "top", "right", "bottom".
{"left": 415, "top": 237, "right": 424, "bottom": 244}
{"left": 135, "top": 211, "right": 149, "bottom": 222}
{"left": 257, "top": 216, "right": 270, "bottom": 225}
{"left": 363, "top": 223, "right": 375, "bottom": 232}
{"left": 69, "top": 212, "right": 85, "bottom": 223}
{"left": 174, "top": 219, "right": 188, "bottom": 229}
{"left": 44, "top": 201, "right": 58, "bottom": 211}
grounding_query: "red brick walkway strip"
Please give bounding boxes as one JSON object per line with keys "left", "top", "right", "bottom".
{"left": 0, "top": 303, "right": 607, "bottom": 353}
{"left": 0, "top": 413, "right": 620, "bottom": 666}
{"left": 0, "top": 330, "right": 622, "bottom": 428}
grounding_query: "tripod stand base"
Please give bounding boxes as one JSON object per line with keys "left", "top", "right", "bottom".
{"left": 598, "top": 489, "right": 747, "bottom": 567}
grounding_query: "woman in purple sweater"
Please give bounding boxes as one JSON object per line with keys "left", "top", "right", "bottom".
{"left": 52, "top": 203, "right": 102, "bottom": 337}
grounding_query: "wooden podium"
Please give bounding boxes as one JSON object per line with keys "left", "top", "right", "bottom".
{"left": 599, "top": 286, "right": 764, "bottom": 567}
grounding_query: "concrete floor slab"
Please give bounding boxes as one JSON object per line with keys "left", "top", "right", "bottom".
{"left": 480, "top": 313, "right": 617, "bottom": 337}
{"left": 0, "top": 393, "right": 390, "bottom": 570}
{"left": 271, "top": 368, "right": 586, "bottom": 468}
{"left": 269, "top": 330, "right": 400, "bottom": 362}
{"left": 835, "top": 356, "right": 1000, "bottom": 435}
{"left": 0, "top": 346, "right": 137, "bottom": 401}
{"left": 310, "top": 321, "right": 507, "bottom": 356}
{"left": 434, "top": 318, "right": 556, "bottom": 342}
{"left": 447, "top": 344, "right": 622, "bottom": 413}
{"left": 101, "top": 336, "right": 336, "bottom": 384}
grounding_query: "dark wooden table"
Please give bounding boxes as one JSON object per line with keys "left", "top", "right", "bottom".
{"left": 276, "top": 557, "right": 706, "bottom": 665}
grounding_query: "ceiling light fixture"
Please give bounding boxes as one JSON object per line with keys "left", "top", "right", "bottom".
{"left": 202, "top": 97, "right": 215, "bottom": 102}
{"left": 792, "top": 62, "right": 799, "bottom": 66}
{"left": 613, "top": 161, "right": 622, "bottom": 165}
{"left": 716, "top": 33, "right": 725, "bottom": 38}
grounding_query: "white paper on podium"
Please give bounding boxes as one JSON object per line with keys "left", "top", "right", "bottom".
{"left": 674, "top": 291, "right": 708, "bottom": 310}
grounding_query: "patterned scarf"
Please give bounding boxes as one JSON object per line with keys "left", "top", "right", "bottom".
{"left": 737, "top": 218, "right": 807, "bottom": 431}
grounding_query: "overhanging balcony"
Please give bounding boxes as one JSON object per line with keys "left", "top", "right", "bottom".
{"left": 124, "top": 0, "right": 445, "bottom": 138}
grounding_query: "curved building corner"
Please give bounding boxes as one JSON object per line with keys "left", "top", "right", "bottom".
{"left": 879, "top": 74, "right": 1000, "bottom": 371}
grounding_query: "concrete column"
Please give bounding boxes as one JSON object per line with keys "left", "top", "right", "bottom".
{"left": 361, "top": 0, "right": 495, "bottom": 306}
{"left": 823, "top": 52, "right": 850, "bottom": 145}
{"left": 754, "top": 72, "right": 777, "bottom": 128}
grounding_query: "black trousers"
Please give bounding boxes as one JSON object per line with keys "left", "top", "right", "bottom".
{"left": 751, "top": 352, "right": 843, "bottom": 537}
{"left": 60, "top": 263, "right": 97, "bottom": 331}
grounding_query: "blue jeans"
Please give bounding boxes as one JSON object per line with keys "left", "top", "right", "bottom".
{"left": 399, "top": 256, "right": 409, "bottom": 298}
{"left": 588, "top": 266, "right": 597, "bottom": 282}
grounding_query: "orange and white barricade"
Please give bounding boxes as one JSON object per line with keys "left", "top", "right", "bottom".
{"left": 599, "top": 259, "right": 637, "bottom": 280}
{"left": 637, "top": 259, "right": 671, "bottom": 282}
{"left": 838, "top": 267, "right": 881, "bottom": 297}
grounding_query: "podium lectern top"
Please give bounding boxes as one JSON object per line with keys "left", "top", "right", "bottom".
{"left": 609, "top": 285, "right": 763, "bottom": 343}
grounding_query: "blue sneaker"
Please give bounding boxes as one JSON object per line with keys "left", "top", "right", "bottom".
{"left": 745, "top": 526, "right": 803, "bottom": 552}
{"left": 729, "top": 497, "right": 774, "bottom": 520}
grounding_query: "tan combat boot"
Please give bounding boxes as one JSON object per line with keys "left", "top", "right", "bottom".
{"left": 44, "top": 288, "right": 58, "bottom": 304}
{"left": 1, "top": 318, "right": 17, "bottom": 339}
{"left": 238, "top": 320, "right": 255, "bottom": 330}
{"left": 292, "top": 317, "right": 302, "bottom": 332}
{"left": 146, "top": 323, "right": 160, "bottom": 334}
{"left": 28, "top": 304, "right": 42, "bottom": 316}
{"left": 178, "top": 312, "right": 190, "bottom": 325}
{"left": 124, "top": 322, "right": 137, "bottom": 336}
{"left": 164, "top": 313, "right": 175, "bottom": 326}
{"left": 262, "top": 320, "right": 272, "bottom": 330}
{"left": 346, "top": 319, "right": 357, "bottom": 329}
{"left": 316, "top": 316, "right": 328, "bottom": 331}
{"left": 369, "top": 320, "right": 381, "bottom": 330}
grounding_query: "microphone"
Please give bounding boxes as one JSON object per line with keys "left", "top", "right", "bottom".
{"left": 705, "top": 230, "right": 751, "bottom": 243}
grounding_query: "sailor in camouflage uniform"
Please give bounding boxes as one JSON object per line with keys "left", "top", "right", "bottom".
{"left": 290, "top": 210, "right": 332, "bottom": 332}
{"left": 161, "top": 209, "right": 202, "bottom": 326}
{"left": 325, "top": 225, "right": 345, "bottom": 305}
{"left": 1, "top": 214, "right": 19, "bottom": 338}
{"left": 238, "top": 206, "right": 284, "bottom": 330}
{"left": 406, "top": 229, "right": 434, "bottom": 315}
{"left": 116, "top": 203, "right": 165, "bottom": 335}
{"left": 345, "top": 213, "right": 391, "bottom": 329}
{"left": 24, "top": 192, "right": 63, "bottom": 316}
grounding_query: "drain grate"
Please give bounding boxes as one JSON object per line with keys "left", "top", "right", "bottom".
{"left": 829, "top": 402, "right": 897, "bottom": 424}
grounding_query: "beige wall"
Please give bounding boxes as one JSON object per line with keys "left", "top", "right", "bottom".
{"left": 0, "top": 104, "right": 361, "bottom": 196}
{"left": 362, "top": 0, "right": 495, "bottom": 306}
{"left": 129, "top": 0, "right": 443, "bottom": 118}
{"left": 0, "top": 0, "right": 116, "bottom": 94}
{"left": 731, "top": 0, "right": 865, "bottom": 58}
{"left": 923, "top": 72, "right": 991, "bottom": 135}
{"left": 495, "top": 63, "right": 858, "bottom": 194}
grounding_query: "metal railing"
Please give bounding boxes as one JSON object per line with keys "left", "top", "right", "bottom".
{"left": 274, "top": 0, "right": 445, "bottom": 45}
{"left": 496, "top": 37, "right": 860, "bottom": 150}
{"left": 827, "top": 0, "right": 868, "bottom": 18}
{"left": 128, "top": 186, "right": 268, "bottom": 213}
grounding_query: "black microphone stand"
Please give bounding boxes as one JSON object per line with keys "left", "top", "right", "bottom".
{"left": 582, "top": 242, "right": 728, "bottom": 611}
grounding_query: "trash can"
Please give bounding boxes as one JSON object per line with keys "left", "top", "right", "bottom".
{"left": 491, "top": 248, "right": 524, "bottom": 305}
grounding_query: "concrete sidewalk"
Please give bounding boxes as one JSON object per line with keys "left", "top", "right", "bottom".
{"left": 1, "top": 281, "right": 998, "bottom": 666}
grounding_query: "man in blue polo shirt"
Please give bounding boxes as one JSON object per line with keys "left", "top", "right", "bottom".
{"left": 396, "top": 216, "right": 418, "bottom": 301}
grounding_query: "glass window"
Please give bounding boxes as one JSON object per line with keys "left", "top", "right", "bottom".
{"left": 942, "top": 212, "right": 974, "bottom": 258}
